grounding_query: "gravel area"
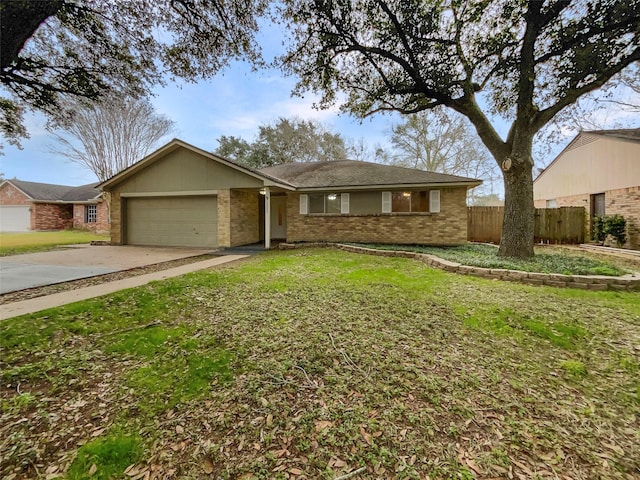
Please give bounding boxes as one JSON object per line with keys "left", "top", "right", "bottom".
{"left": 0, "top": 254, "right": 214, "bottom": 305}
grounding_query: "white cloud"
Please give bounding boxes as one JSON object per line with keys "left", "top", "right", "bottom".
{"left": 208, "top": 94, "right": 343, "bottom": 137}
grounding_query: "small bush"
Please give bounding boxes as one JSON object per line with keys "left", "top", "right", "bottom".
{"left": 592, "top": 216, "right": 606, "bottom": 243}
{"left": 605, "top": 215, "right": 627, "bottom": 247}
{"left": 593, "top": 214, "right": 627, "bottom": 247}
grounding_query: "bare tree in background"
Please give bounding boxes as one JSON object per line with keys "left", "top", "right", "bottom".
{"left": 49, "top": 96, "right": 174, "bottom": 181}
{"left": 388, "top": 109, "right": 500, "bottom": 203}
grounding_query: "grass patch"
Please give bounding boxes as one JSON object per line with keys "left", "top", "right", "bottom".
{"left": 67, "top": 432, "right": 143, "bottom": 480}
{"left": 357, "top": 243, "right": 629, "bottom": 276}
{"left": 1, "top": 249, "right": 638, "bottom": 479}
{"left": 105, "top": 326, "right": 189, "bottom": 357}
{"left": 127, "top": 348, "right": 234, "bottom": 414}
{"left": 1, "top": 392, "right": 36, "bottom": 414}
{"left": 0, "top": 230, "right": 109, "bottom": 256}
{"left": 560, "top": 360, "right": 588, "bottom": 378}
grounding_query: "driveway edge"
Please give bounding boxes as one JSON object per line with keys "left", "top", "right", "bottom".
{"left": 0, "top": 255, "right": 248, "bottom": 320}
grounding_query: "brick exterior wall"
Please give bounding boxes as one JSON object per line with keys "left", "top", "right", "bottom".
{"left": 606, "top": 186, "right": 640, "bottom": 249}
{"left": 285, "top": 188, "right": 469, "bottom": 245}
{"left": 229, "top": 190, "right": 259, "bottom": 247}
{"left": 217, "top": 190, "right": 231, "bottom": 247}
{"left": 72, "top": 202, "right": 110, "bottom": 234}
{"left": 0, "top": 182, "right": 31, "bottom": 206}
{"left": 109, "top": 193, "right": 122, "bottom": 244}
{"left": 31, "top": 203, "right": 73, "bottom": 230}
{"left": 536, "top": 187, "right": 640, "bottom": 248}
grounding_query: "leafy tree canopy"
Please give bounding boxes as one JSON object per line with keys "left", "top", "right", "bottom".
{"left": 0, "top": 0, "right": 265, "bottom": 148}
{"left": 215, "top": 117, "right": 349, "bottom": 168}
{"left": 277, "top": 0, "right": 639, "bottom": 257}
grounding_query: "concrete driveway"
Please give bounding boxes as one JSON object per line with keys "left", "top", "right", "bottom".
{"left": 0, "top": 245, "right": 215, "bottom": 294}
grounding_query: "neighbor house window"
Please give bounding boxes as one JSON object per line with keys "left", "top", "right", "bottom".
{"left": 307, "top": 193, "right": 345, "bottom": 214}
{"left": 383, "top": 190, "right": 436, "bottom": 213}
{"left": 84, "top": 204, "right": 97, "bottom": 223}
{"left": 546, "top": 199, "right": 557, "bottom": 208}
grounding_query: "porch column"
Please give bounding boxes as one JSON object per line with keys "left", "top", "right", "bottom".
{"left": 264, "top": 186, "right": 271, "bottom": 249}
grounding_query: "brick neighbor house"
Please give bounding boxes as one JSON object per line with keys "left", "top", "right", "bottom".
{"left": 533, "top": 128, "right": 640, "bottom": 249}
{"left": 0, "top": 179, "right": 109, "bottom": 233}
{"left": 99, "top": 138, "right": 481, "bottom": 249}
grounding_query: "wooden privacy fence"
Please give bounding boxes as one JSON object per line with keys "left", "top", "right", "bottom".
{"left": 467, "top": 206, "right": 585, "bottom": 244}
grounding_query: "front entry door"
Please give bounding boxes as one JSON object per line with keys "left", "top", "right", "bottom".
{"left": 270, "top": 196, "right": 287, "bottom": 239}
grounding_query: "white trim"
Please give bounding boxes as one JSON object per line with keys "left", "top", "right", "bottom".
{"left": 264, "top": 187, "right": 271, "bottom": 249}
{"left": 297, "top": 181, "right": 481, "bottom": 192}
{"left": 429, "top": 190, "right": 441, "bottom": 213}
{"left": 120, "top": 190, "right": 218, "bottom": 197}
{"left": 340, "top": 193, "right": 350, "bottom": 214}
{"left": 382, "top": 191, "right": 392, "bottom": 213}
{"left": 299, "top": 194, "right": 308, "bottom": 214}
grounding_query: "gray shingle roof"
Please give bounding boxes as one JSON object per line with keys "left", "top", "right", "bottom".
{"left": 8, "top": 180, "right": 101, "bottom": 202}
{"left": 259, "top": 160, "right": 481, "bottom": 189}
{"left": 587, "top": 128, "right": 640, "bottom": 142}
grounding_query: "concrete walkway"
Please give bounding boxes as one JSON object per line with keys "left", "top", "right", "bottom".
{"left": 0, "top": 255, "right": 248, "bottom": 321}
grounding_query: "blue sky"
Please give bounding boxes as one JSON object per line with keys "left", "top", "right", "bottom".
{"left": 1, "top": 21, "right": 638, "bottom": 190}
{"left": 0, "top": 61, "right": 402, "bottom": 186}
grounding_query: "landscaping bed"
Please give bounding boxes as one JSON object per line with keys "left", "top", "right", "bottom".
{"left": 1, "top": 249, "right": 638, "bottom": 479}
{"left": 354, "top": 243, "right": 631, "bottom": 276}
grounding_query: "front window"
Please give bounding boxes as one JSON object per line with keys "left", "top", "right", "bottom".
{"left": 309, "top": 193, "right": 342, "bottom": 214}
{"left": 85, "top": 204, "right": 97, "bottom": 223}
{"left": 392, "top": 191, "right": 429, "bottom": 213}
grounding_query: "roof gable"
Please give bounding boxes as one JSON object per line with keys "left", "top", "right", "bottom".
{"left": 259, "top": 160, "right": 481, "bottom": 189}
{"left": 534, "top": 127, "right": 640, "bottom": 184}
{"left": 99, "top": 138, "right": 293, "bottom": 190}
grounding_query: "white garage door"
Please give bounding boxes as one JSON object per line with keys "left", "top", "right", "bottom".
{"left": 126, "top": 196, "right": 217, "bottom": 247}
{"left": 0, "top": 206, "right": 31, "bottom": 232}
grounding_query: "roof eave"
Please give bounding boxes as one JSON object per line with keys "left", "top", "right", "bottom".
{"left": 296, "top": 181, "right": 482, "bottom": 192}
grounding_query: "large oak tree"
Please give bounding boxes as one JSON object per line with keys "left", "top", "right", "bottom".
{"left": 278, "top": 0, "right": 640, "bottom": 258}
{"left": 3, "top": 1, "right": 638, "bottom": 258}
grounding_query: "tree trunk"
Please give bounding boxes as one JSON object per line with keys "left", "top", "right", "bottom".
{"left": 498, "top": 148, "right": 535, "bottom": 258}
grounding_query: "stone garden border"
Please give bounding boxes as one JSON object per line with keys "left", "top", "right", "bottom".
{"left": 279, "top": 242, "right": 640, "bottom": 292}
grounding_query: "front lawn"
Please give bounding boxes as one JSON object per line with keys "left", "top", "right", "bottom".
{"left": 1, "top": 249, "right": 638, "bottom": 479}
{"left": 358, "top": 243, "right": 631, "bottom": 276}
{"left": 0, "top": 230, "right": 110, "bottom": 256}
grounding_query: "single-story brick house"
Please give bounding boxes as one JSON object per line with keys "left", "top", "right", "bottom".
{"left": 99, "top": 139, "right": 481, "bottom": 248}
{"left": 533, "top": 128, "right": 640, "bottom": 248}
{"left": 0, "top": 179, "right": 109, "bottom": 233}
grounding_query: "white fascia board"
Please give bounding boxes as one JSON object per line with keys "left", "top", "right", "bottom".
{"left": 296, "top": 181, "right": 482, "bottom": 192}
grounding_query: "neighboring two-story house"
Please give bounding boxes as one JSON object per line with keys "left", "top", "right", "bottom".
{"left": 533, "top": 128, "right": 640, "bottom": 248}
